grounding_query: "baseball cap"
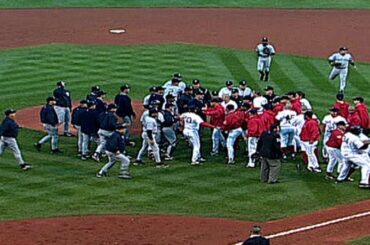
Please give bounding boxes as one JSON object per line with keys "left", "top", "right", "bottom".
{"left": 4, "top": 109, "right": 16, "bottom": 116}
{"left": 120, "top": 84, "right": 130, "bottom": 91}
{"left": 243, "top": 95, "right": 253, "bottom": 101}
{"left": 262, "top": 37, "right": 268, "bottom": 42}
{"left": 211, "top": 90, "right": 219, "bottom": 96}
{"left": 195, "top": 90, "right": 204, "bottom": 96}
{"left": 241, "top": 102, "right": 251, "bottom": 109}
{"left": 225, "top": 80, "right": 233, "bottom": 86}
{"left": 264, "top": 86, "right": 274, "bottom": 91}
{"left": 171, "top": 78, "right": 180, "bottom": 83}
{"left": 56, "top": 81, "right": 65, "bottom": 87}
{"left": 336, "top": 121, "right": 346, "bottom": 127}
{"left": 149, "top": 86, "right": 156, "bottom": 92}
{"left": 166, "top": 94, "right": 175, "bottom": 99}
{"left": 339, "top": 47, "right": 348, "bottom": 51}
{"left": 173, "top": 73, "right": 182, "bottom": 79}
{"left": 232, "top": 88, "right": 239, "bottom": 94}
{"left": 239, "top": 80, "right": 247, "bottom": 86}
{"left": 184, "top": 86, "right": 192, "bottom": 92}
{"left": 46, "top": 96, "right": 56, "bottom": 103}
{"left": 96, "top": 90, "right": 106, "bottom": 97}
{"left": 211, "top": 98, "right": 222, "bottom": 103}
{"left": 79, "top": 99, "right": 88, "bottom": 104}
{"left": 91, "top": 85, "right": 100, "bottom": 92}
{"left": 336, "top": 93, "right": 344, "bottom": 101}
{"left": 353, "top": 96, "right": 364, "bottom": 102}
{"left": 87, "top": 101, "right": 95, "bottom": 107}
{"left": 192, "top": 79, "right": 200, "bottom": 85}
{"left": 156, "top": 86, "right": 164, "bottom": 91}
{"left": 329, "top": 107, "right": 340, "bottom": 112}
{"left": 249, "top": 109, "right": 258, "bottom": 115}
{"left": 305, "top": 111, "right": 314, "bottom": 118}
{"left": 149, "top": 108, "right": 158, "bottom": 115}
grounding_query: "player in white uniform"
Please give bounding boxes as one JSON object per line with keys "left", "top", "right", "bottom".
{"left": 218, "top": 80, "right": 234, "bottom": 98}
{"left": 135, "top": 109, "right": 167, "bottom": 168}
{"left": 163, "top": 78, "right": 183, "bottom": 102}
{"left": 253, "top": 91, "right": 268, "bottom": 112}
{"left": 256, "top": 37, "right": 276, "bottom": 82}
{"left": 238, "top": 80, "right": 253, "bottom": 97}
{"left": 276, "top": 103, "right": 297, "bottom": 160}
{"left": 221, "top": 94, "right": 238, "bottom": 110}
{"left": 328, "top": 47, "right": 356, "bottom": 93}
{"left": 337, "top": 126, "right": 370, "bottom": 188}
{"left": 180, "top": 106, "right": 215, "bottom": 165}
{"left": 143, "top": 86, "right": 156, "bottom": 108}
{"left": 163, "top": 73, "right": 186, "bottom": 93}
{"left": 321, "top": 107, "right": 347, "bottom": 159}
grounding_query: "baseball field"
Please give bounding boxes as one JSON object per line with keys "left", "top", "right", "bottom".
{"left": 0, "top": 2, "right": 370, "bottom": 245}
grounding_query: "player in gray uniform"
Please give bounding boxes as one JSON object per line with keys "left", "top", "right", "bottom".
{"left": 0, "top": 109, "right": 31, "bottom": 170}
{"left": 135, "top": 109, "right": 167, "bottom": 168}
{"left": 256, "top": 37, "right": 276, "bottom": 82}
{"left": 238, "top": 80, "right": 253, "bottom": 97}
{"left": 328, "top": 47, "right": 356, "bottom": 94}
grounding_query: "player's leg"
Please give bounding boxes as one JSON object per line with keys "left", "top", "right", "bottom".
{"left": 75, "top": 126, "right": 83, "bottom": 155}
{"left": 339, "top": 69, "right": 348, "bottom": 93}
{"left": 123, "top": 116, "right": 132, "bottom": 144}
{"left": 211, "top": 128, "right": 219, "bottom": 154}
{"left": 98, "top": 151, "right": 116, "bottom": 176}
{"left": 337, "top": 158, "right": 352, "bottom": 182}
{"left": 63, "top": 107, "right": 71, "bottom": 134}
{"left": 117, "top": 153, "right": 131, "bottom": 178}
{"left": 150, "top": 139, "right": 162, "bottom": 164}
{"left": 81, "top": 133, "right": 90, "bottom": 159}
{"left": 0, "top": 137, "right": 7, "bottom": 155}
{"left": 304, "top": 141, "right": 320, "bottom": 171}
{"left": 50, "top": 126, "right": 59, "bottom": 151}
{"left": 268, "top": 159, "right": 281, "bottom": 183}
{"left": 326, "top": 147, "right": 338, "bottom": 178}
{"left": 247, "top": 137, "right": 258, "bottom": 167}
{"left": 322, "top": 133, "right": 330, "bottom": 160}
{"left": 352, "top": 154, "right": 370, "bottom": 186}
{"left": 264, "top": 57, "right": 272, "bottom": 82}
{"left": 257, "top": 57, "right": 265, "bottom": 80}
{"left": 136, "top": 133, "right": 149, "bottom": 162}
{"left": 279, "top": 127, "right": 289, "bottom": 160}
{"left": 37, "top": 125, "right": 52, "bottom": 146}
{"left": 328, "top": 68, "right": 340, "bottom": 80}
{"left": 6, "top": 138, "right": 26, "bottom": 166}
{"left": 286, "top": 127, "right": 296, "bottom": 157}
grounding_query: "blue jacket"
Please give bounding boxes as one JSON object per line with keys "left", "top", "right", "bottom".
{"left": 95, "top": 99, "right": 107, "bottom": 114}
{"left": 98, "top": 111, "right": 118, "bottom": 131}
{"left": 80, "top": 109, "right": 99, "bottom": 134}
{"left": 162, "top": 110, "right": 176, "bottom": 127}
{"left": 40, "top": 105, "right": 59, "bottom": 126}
{"left": 188, "top": 98, "right": 206, "bottom": 119}
{"left": 53, "top": 87, "right": 72, "bottom": 108}
{"left": 105, "top": 131, "right": 126, "bottom": 153}
{"left": 0, "top": 117, "right": 19, "bottom": 138}
{"left": 114, "top": 93, "right": 135, "bottom": 118}
{"left": 71, "top": 106, "right": 87, "bottom": 126}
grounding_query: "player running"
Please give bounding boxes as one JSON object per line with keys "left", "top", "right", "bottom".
{"left": 256, "top": 37, "right": 276, "bottom": 82}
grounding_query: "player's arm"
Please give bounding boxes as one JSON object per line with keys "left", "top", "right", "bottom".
{"left": 200, "top": 122, "right": 216, "bottom": 129}
{"left": 270, "top": 46, "right": 276, "bottom": 56}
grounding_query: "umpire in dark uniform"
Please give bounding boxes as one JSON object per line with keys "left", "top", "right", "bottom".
{"left": 242, "top": 225, "right": 270, "bottom": 245}
{"left": 53, "top": 81, "right": 72, "bottom": 136}
{"left": 256, "top": 124, "right": 282, "bottom": 184}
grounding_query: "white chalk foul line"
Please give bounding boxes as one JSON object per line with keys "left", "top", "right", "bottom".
{"left": 233, "top": 210, "right": 370, "bottom": 245}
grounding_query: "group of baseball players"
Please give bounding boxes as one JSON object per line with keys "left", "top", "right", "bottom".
{"left": 1, "top": 37, "right": 369, "bottom": 188}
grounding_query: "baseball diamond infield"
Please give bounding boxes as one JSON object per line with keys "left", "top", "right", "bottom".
{"left": 1, "top": 8, "right": 370, "bottom": 245}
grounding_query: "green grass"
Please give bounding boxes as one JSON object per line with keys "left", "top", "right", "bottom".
{"left": 0, "top": 43, "right": 370, "bottom": 222}
{"left": 1, "top": 0, "right": 370, "bottom": 9}
{"left": 348, "top": 236, "right": 370, "bottom": 245}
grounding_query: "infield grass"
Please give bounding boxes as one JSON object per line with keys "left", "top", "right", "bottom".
{"left": 349, "top": 236, "right": 370, "bottom": 245}
{"left": 1, "top": 0, "right": 370, "bottom": 9}
{"left": 0, "top": 44, "right": 370, "bottom": 222}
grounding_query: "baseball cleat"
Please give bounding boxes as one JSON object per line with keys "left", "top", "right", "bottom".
{"left": 63, "top": 132, "right": 73, "bottom": 137}
{"left": 164, "top": 155, "right": 173, "bottom": 161}
{"left": 52, "top": 149, "right": 63, "bottom": 154}
{"left": 190, "top": 161, "right": 200, "bottom": 165}
{"left": 92, "top": 153, "right": 101, "bottom": 162}
{"left": 198, "top": 157, "right": 206, "bottom": 163}
{"left": 156, "top": 162, "right": 169, "bottom": 168}
{"left": 210, "top": 151, "right": 219, "bottom": 156}
{"left": 358, "top": 183, "right": 370, "bottom": 189}
{"left": 118, "top": 173, "right": 132, "bottom": 179}
{"left": 81, "top": 154, "right": 90, "bottom": 161}
{"left": 133, "top": 160, "right": 144, "bottom": 166}
{"left": 227, "top": 160, "right": 235, "bottom": 165}
{"left": 246, "top": 162, "right": 256, "bottom": 168}
{"left": 96, "top": 172, "right": 107, "bottom": 178}
{"left": 20, "top": 163, "right": 32, "bottom": 171}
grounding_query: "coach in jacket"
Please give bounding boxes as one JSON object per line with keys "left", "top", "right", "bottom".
{"left": 256, "top": 124, "right": 282, "bottom": 184}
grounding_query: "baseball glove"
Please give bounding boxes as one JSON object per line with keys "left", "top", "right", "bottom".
{"left": 262, "top": 47, "right": 271, "bottom": 55}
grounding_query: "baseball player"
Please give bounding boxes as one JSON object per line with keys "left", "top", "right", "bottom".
{"left": 222, "top": 104, "right": 245, "bottom": 164}
{"left": 333, "top": 93, "right": 350, "bottom": 119}
{"left": 53, "top": 81, "right": 72, "bottom": 136}
{"left": 191, "top": 79, "right": 212, "bottom": 104}
{"left": 321, "top": 107, "right": 347, "bottom": 160}
{"left": 325, "top": 121, "right": 347, "bottom": 179}
{"left": 161, "top": 103, "right": 178, "bottom": 161}
{"left": 114, "top": 84, "right": 136, "bottom": 146}
{"left": 253, "top": 91, "right": 268, "bottom": 111}
{"left": 337, "top": 126, "right": 370, "bottom": 188}
{"left": 94, "top": 90, "right": 107, "bottom": 114}
{"left": 96, "top": 125, "right": 131, "bottom": 179}
{"left": 135, "top": 109, "right": 167, "bottom": 168}
{"left": 177, "top": 86, "right": 193, "bottom": 114}
{"left": 275, "top": 102, "right": 297, "bottom": 160}
{"left": 34, "top": 96, "right": 61, "bottom": 154}
{"left": 328, "top": 47, "right": 356, "bottom": 93}
{"left": 264, "top": 86, "right": 277, "bottom": 107}
{"left": 256, "top": 37, "right": 276, "bottom": 82}
{"left": 71, "top": 100, "right": 88, "bottom": 156}
{"left": 353, "top": 96, "right": 369, "bottom": 130}
{"left": 203, "top": 98, "right": 226, "bottom": 156}
{"left": 163, "top": 73, "right": 187, "bottom": 93}
{"left": 287, "top": 92, "right": 302, "bottom": 115}
{"left": 79, "top": 101, "right": 99, "bottom": 160}
{"left": 0, "top": 109, "right": 31, "bottom": 170}
{"left": 297, "top": 91, "right": 312, "bottom": 111}
{"left": 218, "top": 81, "right": 234, "bottom": 98}
{"left": 163, "top": 78, "right": 183, "bottom": 101}
{"left": 221, "top": 94, "right": 238, "bottom": 111}
{"left": 86, "top": 85, "right": 101, "bottom": 103}
{"left": 247, "top": 109, "right": 262, "bottom": 168}
{"left": 300, "top": 111, "right": 321, "bottom": 173}
{"left": 92, "top": 104, "right": 119, "bottom": 162}
{"left": 238, "top": 80, "right": 253, "bottom": 97}
{"left": 180, "top": 106, "right": 215, "bottom": 165}
{"left": 143, "top": 86, "right": 157, "bottom": 109}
